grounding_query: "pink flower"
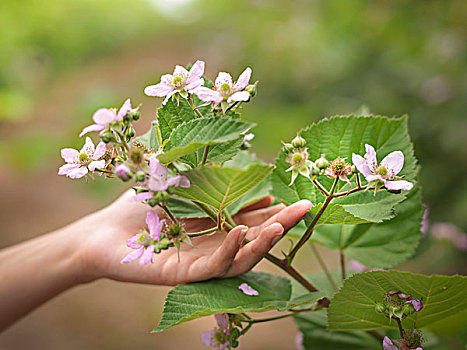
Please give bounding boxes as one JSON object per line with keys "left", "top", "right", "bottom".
{"left": 200, "top": 313, "right": 230, "bottom": 350}
{"left": 121, "top": 210, "right": 164, "bottom": 265}
{"left": 383, "top": 336, "right": 399, "bottom": 350}
{"left": 115, "top": 164, "right": 132, "bottom": 181}
{"left": 58, "top": 137, "right": 106, "bottom": 179}
{"left": 194, "top": 67, "right": 252, "bottom": 104}
{"left": 80, "top": 99, "right": 132, "bottom": 137}
{"left": 352, "top": 144, "right": 414, "bottom": 191}
{"left": 131, "top": 157, "right": 190, "bottom": 202}
{"left": 324, "top": 157, "right": 352, "bottom": 183}
{"left": 238, "top": 282, "right": 259, "bottom": 296}
{"left": 144, "top": 60, "right": 205, "bottom": 104}
{"left": 405, "top": 299, "right": 423, "bottom": 312}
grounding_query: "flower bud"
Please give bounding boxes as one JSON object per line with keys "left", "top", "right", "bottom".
{"left": 135, "top": 171, "right": 146, "bottom": 182}
{"left": 148, "top": 198, "right": 158, "bottom": 207}
{"left": 291, "top": 135, "right": 306, "bottom": 148}
{"left": 282, "top": 142, "right": 294, "bottom": 153}
{"left": 127, "top": 126, "right": 136, "bottom": 138}
{"left": 315, "top": 154, "right": 330, "bottom": 169}
{"left": 100, "top": 131, "right": 115, "bottom": 143}
{"left": 168, "top": 222, "right": 181, "bottom": 237}
{"left": 129, "top": 148, "right": 144, "bottom": 165}
{"left": 155, "top": 191, "right": 169, "bottom": 202}
{"left": 115, "top": 164, "right": 133, "bottom": 181}
{"left": 402, "top": 303, "right": 414, "bottom": 316}
{"left": 375, "top": 302, "right": 386, "bottom": 314}
{"left": 245, "top": 83, "right": 257, "bottom": 98}
{"left": 310, "top": 162, "right": 321, "bottom": 176}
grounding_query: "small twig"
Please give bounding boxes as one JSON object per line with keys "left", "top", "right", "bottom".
{"left": 187, "top": 226, "right": 218, "bottom": 237}
{"left": 200, "top": 145, "right": 210, "bottom": 167}
{"left": 160, "top": 204, "right": 178, "bottom": 223}
{"left": 395, "top": 318, "right": 405, "bottom": 339}
{"left": 288, "top": 177, "right": 339, "bottom": 263}
{"left": 312, "top": 179, "right": 329, "bottom": 196}
{"left": 225, "top": 101, "right": 239, "bottom": 114}
{"left": 339, "top": 247, "right": 346, "bottom": 280}
{"left": 242, "top": 312, "right": 300, "bottom": 324}
{"left": 188, "top": 95, "right": 204, "bottom": 118}
{"left": 264, "top": 253, "right": 319, "bottom": 293}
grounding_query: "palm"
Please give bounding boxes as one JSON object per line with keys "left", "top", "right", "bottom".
{"left": 83, "top": 190, "right": 311, "bottom": 286}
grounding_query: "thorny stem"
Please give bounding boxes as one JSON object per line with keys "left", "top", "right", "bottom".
{"left": 288, "top": 177, "right": 339, "bottom": 263}
{"left": 224, "top": 101, "right": 239, "bottom": 114}
{"left": 309, "top": 243, "right": 338, "bottom": 292}
{"left": 242, "top": 311, "right": 303, "bottom": 324}
{"left": 264, "top": 253, "right": 319, "bottom": 293}
{"left": 200, "top": 145, "right": 210, "bottom": 167}
{"left": 187, "top": 226, "right": 218, "bottom": 237}
{"left": 188, "top": 95, "right": 204, "bottom": 118}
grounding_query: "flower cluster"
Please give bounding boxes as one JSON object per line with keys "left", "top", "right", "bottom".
{"left": 375, "top": 290, "right": 423, "bottom": 320}
{"left": 144, "top": 60, "right": 256, "bottom": 109}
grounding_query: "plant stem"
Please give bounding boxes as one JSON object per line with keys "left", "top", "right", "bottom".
{"left": 333, "top": 185, "right": 367, "bottom": 198}
{"left": 225, "top": 101, "right": 239, "bottom": 114}
{"left": 309, "top": 243, "right": 338, "bottom": 292}
{"left": 223, "top": 209, "right": 236, "bottom": 228}
{"left": 264, "top": 253, "right": 319, "bottom": 292}
{"left": 188, "top": 95, "right": 204, "bottom": 118}
{"left": 311, "top": 179, "right": 329, "bottom": 196}
{"left": 395, "top": 318, "right": 405, "bottom": 339}
{"left": 200, "top": 145, "right": 210, "bottom": 167}
{"left": 187, "top": 226, "right": 218, "bottom": 237}
{"left": 288, "top": 177, "right": 339, "bottom": 263}
{"left": 192, "top": 202, "right": 233, "bottom": 231}
{"left": 339, "top": 247, "right": 346, "bottom": 280}
{"left": 242, "top": 312, "right": 300, "bottom": 324}
{"left": 160, "top": 204, "right": 178, "bottom": 223}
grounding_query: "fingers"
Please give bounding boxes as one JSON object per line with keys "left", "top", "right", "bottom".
{"left": 245, "top": 199, "right": 312, "bottom": 241}
{"left": 187, "top": 225, "right": 248, "bottom": 281}
{"left": 235, "top": 203, "right": 285, "bottom": 227}
{"left": 236, "top": 196, "right": 274, "bottom": 214}
{"left": 224, "top": 223, "right": 284, "bottom": 277}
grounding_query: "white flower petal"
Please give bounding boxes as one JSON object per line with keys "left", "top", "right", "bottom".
{"left": 384, "top": 179, "right": 413, "bottom": 191}
{"left": 120, "top": 247, "right": 145, "bottom": 264}
{"left": 173, "top": 65, "right": 189, "bottom": 77}
{"left": 60, "top": 148, "right": 79, "bottom": 163}
{"left": 185, "top": 78, "right": 204, "bottom": 92}
{"left": 381, "top": 151, "right": 404, "bottom": 178}
{"left": 186, "top": 60, "right": 205, "bottom": 84}
{"left": 144, "top": 83, "right": 173, "bottom": 97}
{"left": 81, "top": 137, "right": 95, "bottom": 155}
{"left": 58, "top": 163, "right": 79, "bottom": 175}
{"left": 215, "top": 72, "right": 233, "bottom": 89}
{"left": 194, "top": 87, "right": 223, "bottom": 103}
{"left": 88, "top": 160, "right": 105, "bottom": 171}
{"left": 79, "top": 124, "right": 105, "bottom": 137}
{"left": 364, "top": 144, "right": 378, "bottom": 172}
{"left": 92, "top": 108, "right": 117, "bottom": 125}
{"left": 116, "top": 98, "right": 132, "bottom": 121}
{"left": 352, "top": 153, "right": 372, "bottom": 177}
{"left": 93, "top": 142, "right": 107, "bottom": 159}
{"left": 233, "top": 67, "right": 252, "bottom": 91}
{"left": 227, "top": 91, "right": 250, "bottom": 103}
{"left": 68, "top": 166, "right": 89, "bottom": 179}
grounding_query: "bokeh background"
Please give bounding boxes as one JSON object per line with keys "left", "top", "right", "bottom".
{"left": 0, "top": 0, "right": 466, "bottom": 349}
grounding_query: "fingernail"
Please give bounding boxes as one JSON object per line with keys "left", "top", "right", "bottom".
{"left": 238, "top": 227, "right": 248, "bottom": 245}
{"left": 271, "top": 232, "right": 283, "bottom": 246}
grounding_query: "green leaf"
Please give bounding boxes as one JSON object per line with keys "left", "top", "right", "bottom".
{"left": 295, "top": 309, "right": 380, "bottom": 350}
{"left": 175, "top": 163, "right": 273, "bottom": 213}
{"left": 310, "top": 187, "right": 423, "bottom": 268}
{"left": 308, "top": 203, "right": 370, "bottom": 225}
{"left": 166, "top": 197, "right": 206, "bottom": 218}
{"left": 327, "top": 270, "right": 467, "bottom": 331}
{"left": 271, "top": 115, "right": 418, "bottom": 223}
{"left": 180, "top": 137, "right": 243, "bottom": 167}
{"left": 132, "top": 121, "right": 158, "bottom": 151}
{"left": 153, "top": 271, "right": 328, "bottom": 333}
{"left": 157, "top": 98, "right": 196, "bottom": 140}
{"left": 158, "top": 117, "right": 254, "bottom": 164}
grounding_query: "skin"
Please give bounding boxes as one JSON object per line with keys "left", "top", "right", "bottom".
{"left": 0, "top": 190, "right": 312, "bottom": 332}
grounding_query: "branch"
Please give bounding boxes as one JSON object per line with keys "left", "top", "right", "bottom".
{"left": 187, "top": 95, "right": 204, "bottom": 118}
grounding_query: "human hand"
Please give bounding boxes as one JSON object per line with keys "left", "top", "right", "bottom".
{"left": 74, "top": 190, "right": 312, "bottom": 286}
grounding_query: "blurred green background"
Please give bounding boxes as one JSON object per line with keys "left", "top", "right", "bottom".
{"left": 0, "top": 0, "right": 465, "bottom": 349}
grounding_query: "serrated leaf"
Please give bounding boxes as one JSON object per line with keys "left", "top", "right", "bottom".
{"left": 175, "top": 163, "right": 273, "bottom": 213}
{"left": 133, "top": 121, "right": 158, "bottom": 151}
{"left": 158, "top": 117, "right": 254, "bottom": 164}
{"left": 153, "top": 271, "right": 328, "bottom": 333}
{"left": 327, "top": 270, "right": 467, "bottom": 331}
{"left": 295, "top": 309, "right": 380, "bottom": 350}
{"left": 181, "top": 137, "right": 243, "bottom": 167}
{"left": 310, "top": 187, "right": 424, "bottom": 268}
{"left": 157, "top": 98, "right": 196, "bottom": 140}
{"left": 308, "top": 203, "right": 370, "bottom": 225}
{"left": 271, "top": 115, "right": 417, "bottom": 224}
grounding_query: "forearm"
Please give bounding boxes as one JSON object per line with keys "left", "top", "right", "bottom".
{"left": 0, "top": 226, "right": 86, "bottom": 332}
